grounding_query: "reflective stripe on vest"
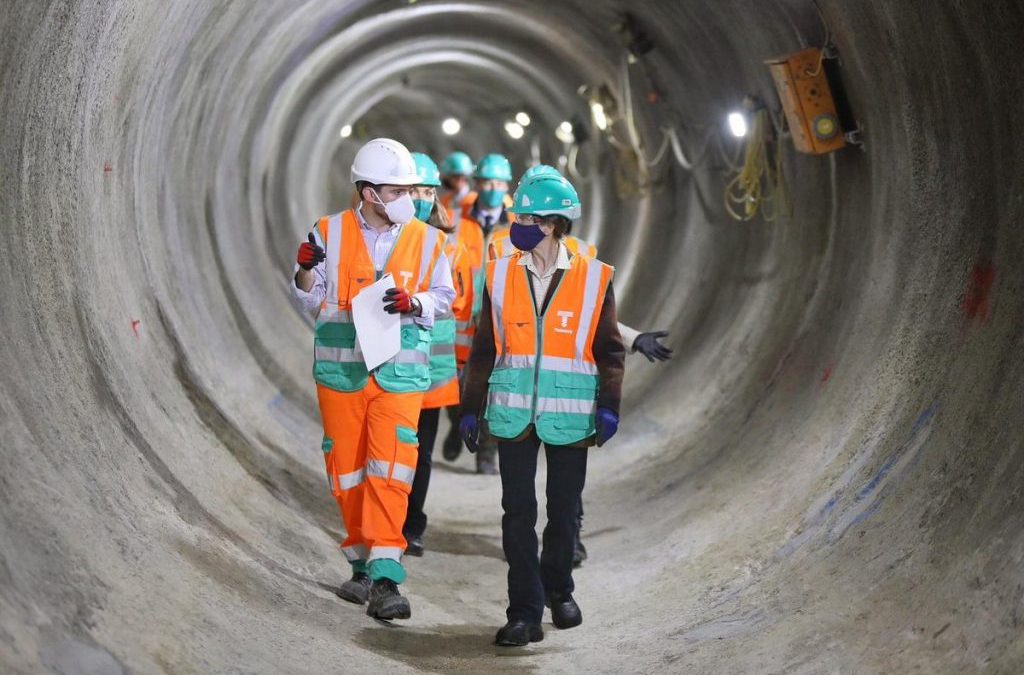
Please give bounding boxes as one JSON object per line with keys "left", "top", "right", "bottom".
{"left": 484, "top": 251, "right": 612, "bottom": 445}
{"left": 313, "top": 210, "right": 442, "bottom": 394}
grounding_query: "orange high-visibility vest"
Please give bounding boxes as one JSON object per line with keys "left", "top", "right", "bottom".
{"left": 484, "top": 250, "right": 614, "bottom": 445}
{"left": 422, "top": 235, "right": 475, "bottom": 409}
{"left": 313, "top": 210, "right": 444, "bottom": 394}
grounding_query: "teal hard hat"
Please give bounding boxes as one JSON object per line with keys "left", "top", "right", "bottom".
{"left": 509, "top": 175, "right": 582, "bottom": 220}
{"left": 519, "top": 164, "right": 561, "bottom": 183}
{"left": 439, "top": 151, "right": 474, "bottom": 176}
{"left": 411, "top": 152, "right": 441, "bottom": 187}
{"left": 474, "top": 153, "right": 513, "bottom": 182}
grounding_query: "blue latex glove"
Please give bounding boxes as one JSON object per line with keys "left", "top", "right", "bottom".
{"left": 459, "top": 415, "right": 480, "bottom": 454}
{"left": 595, "top": 408, "right": 619, "bottom": 447}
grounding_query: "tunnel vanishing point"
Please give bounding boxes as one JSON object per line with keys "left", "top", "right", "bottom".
{"left": 1, "top": 1, "right": 1023, "bottom": 673}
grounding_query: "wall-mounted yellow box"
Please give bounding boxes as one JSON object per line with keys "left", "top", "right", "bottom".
{"left": 766, "top": 48, "right": 846, "bottom": 155}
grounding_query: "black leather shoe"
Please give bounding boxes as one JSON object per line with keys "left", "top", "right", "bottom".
{"left": 494, "top": 619, "right": 544, "bottom": 646}
{"left": 405, "top": 534, "right": 424, "bottom": 557}
{"left": 336, "top": 572, "right": 371, "bottom": 605}
{"left": 441, "top": 428, "right": 462, "bottom": 461}
{"left": 547, "top": 592, "right": 583, "bottom": 629}
{"left": 366, "top": 580, "right": 411, "bottom": 620}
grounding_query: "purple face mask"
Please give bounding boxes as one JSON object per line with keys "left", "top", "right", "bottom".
{"left": 510, "top": 221, "right": 547, "bottom": 251}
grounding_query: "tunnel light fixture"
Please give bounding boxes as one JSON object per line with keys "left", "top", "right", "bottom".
{"left": 515, "top": 112, "right": 531, "bottom": 127}
{"left": 504, "top": 121, "right": 525, "bottom": 140}
{"left": 555, "top": 121, "right": 575, "bottom": 144}
{"left": 339, "top": 124, "right": 353, "bottom": 139}
{"left": 442, "top": 117, "right": 461, "bottom": 136}
{"left": 590, "top": 102, "right": 608, "bottom": 131}
{"left": 728, "top": 112, "right": 748, "bottom": 138}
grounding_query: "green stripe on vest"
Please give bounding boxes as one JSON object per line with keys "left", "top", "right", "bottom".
{"left": 314, "top": 321, "right": 432, "bottom": 394}
{"left": 428, "top": 318, "right": 458, "bottom": 387}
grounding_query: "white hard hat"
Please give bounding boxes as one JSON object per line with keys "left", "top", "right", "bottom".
{"left": 350, "top": 138, "right": 420, "bottom": 186}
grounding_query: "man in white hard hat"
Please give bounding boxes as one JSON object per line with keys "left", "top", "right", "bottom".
{"left": 292, "top": 138, "right": 455, "bottom": 621}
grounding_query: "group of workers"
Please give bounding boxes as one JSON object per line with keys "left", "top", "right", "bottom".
{"left": 291, "top": 137, "right": 671, "bottom": 646}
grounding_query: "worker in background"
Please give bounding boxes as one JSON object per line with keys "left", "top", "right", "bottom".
{"left": 459, "top": 174, "right": 625, "bottom": 647}
{"left": 438, "top": 151, "right": 475, "bottom": 216}
{"left": 402, "top": 153, "right": 476, "bottom": 557}
{"left": 445, "top": 152, "right": 517, "bottom": 475}
{"left": 491, "top": 164, "right": 673, "bottom": 567}
{"left": 291, "top": 138, "right": 454, "bottom": 621}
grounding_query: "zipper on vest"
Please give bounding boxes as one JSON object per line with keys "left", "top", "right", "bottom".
{"left": 526, "top": 262, "right": 568, "bottom": 425}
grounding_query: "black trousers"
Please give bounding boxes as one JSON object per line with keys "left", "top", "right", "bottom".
{"left": 498, "top": 432, "right": 588, "bottom": 623}
{"left": 405, "top": 407, "right": 440, "bottom": 538}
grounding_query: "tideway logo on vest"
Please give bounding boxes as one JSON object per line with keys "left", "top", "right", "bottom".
{"left": 398, "top": 271, "right": 414, "bottom": 289}
{"left": 555, "top": 310, "right": 575, "bottom": 335}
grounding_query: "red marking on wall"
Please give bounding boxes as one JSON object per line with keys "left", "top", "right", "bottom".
{"left": 963, "top": 262, "right": 996, "bottom": 323}
{"left": 820, "top": 362, "right": 836, "bottom": 387}
{"left": 131, "top": 319, "right": 141, "bottom": 337}
{"left": 103, "top": 162, "right": 113, "bottom": 174}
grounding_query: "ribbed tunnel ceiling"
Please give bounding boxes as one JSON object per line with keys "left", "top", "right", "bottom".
{"left": 2, "top": 1, "right": 1023, "bottom": 673}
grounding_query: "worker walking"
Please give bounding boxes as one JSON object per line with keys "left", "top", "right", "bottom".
{"left": 403, "top": 152, "right": 477, "bottom": 556}
{"left": 444, "top": 152, "right": 516, "bottom": 474}
{"left": 438, "top": 151, "right": 475, "bottom": 217}
{"left": 291, "top": 138, "right": 454, "bottom": 621}
{"left": 459, "top": 174, "right": 625, "bottom": 646}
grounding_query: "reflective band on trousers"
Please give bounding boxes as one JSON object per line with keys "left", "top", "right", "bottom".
{"left": 365, "top": 459, "right": 416, "bottom": 487}
{"left": 338, "top": 468, "right": 365, "bottom": 490}
{"left": 342, "top": 543, "right": 369, "bottom": 562}
{"left": 368, "top": 547, "right": 404, "bottom": 562}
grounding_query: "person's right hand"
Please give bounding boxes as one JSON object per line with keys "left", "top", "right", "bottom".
{"left": 459, "top": 415, "right": 480, "bottom": 454}
{"left": 297, "top": 233, "right": 326, "bottom": 270}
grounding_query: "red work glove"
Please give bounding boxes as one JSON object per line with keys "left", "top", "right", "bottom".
{"left": 383, "top": 287, "right": 420, "bottom": 315}
{"left": 297, "top": 233, "right": 325, "bottom": 270}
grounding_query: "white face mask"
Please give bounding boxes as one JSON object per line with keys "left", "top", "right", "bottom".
{"left": 371, "top": 190, "right": 416, "bottom": 225}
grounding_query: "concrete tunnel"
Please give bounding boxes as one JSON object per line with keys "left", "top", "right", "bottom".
{"left": 1, "top": 0, "right": 1023, "bottom": 672}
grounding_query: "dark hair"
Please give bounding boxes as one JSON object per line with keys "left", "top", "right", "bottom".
{"left": 355, "top": 181, "right": 378, "bottom": 200}
{"left": 548, "top": 215, "right": 572, "bottom": 239}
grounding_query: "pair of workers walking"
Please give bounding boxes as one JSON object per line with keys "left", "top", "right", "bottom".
{"left": 291, "top": 137, "right": 669, "bottom": 645}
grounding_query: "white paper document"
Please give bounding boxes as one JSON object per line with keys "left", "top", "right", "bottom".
{"left": 351, "top": 272, "right": 401, "bottom": 371}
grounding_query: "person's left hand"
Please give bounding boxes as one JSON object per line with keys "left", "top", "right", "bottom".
{"left": 383, "top": 288, "right": 420, "bottom": 315}
{"left": 595, "top": 408, "right": 619, "bottom": 447}
{"left": 633, "top": 331, "right": 673, "bottom": 362}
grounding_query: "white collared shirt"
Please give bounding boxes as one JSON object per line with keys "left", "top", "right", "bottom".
{"left": 517, "top": 241, "right": 571, "bottom": 310}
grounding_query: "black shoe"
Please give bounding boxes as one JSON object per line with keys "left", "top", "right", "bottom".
{"left": 572, "top": 537, "right": 588, "bottom": 568}
{"left": 442, "top": 429, "right": 462, "bottom": 462}
{"left": 405, "top": 534, "right": 424, "bottom": 557}
{"left": 547, "top": 592, "right": 583, "bottom": 629}
{"left": 366, "top": 580, "right": 411, "bottom": 620}
{"left": 494, "top": 619, "right": 544, "bottom": 646}
{"left": 336, "top": 572, "right": 371, "bottom": 605}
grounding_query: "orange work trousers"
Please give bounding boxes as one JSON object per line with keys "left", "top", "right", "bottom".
{"left": 317, "top": 377, "right": 423, "bottom": 567}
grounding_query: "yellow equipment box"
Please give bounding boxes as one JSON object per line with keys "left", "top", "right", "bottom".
{"left": 766, "top": 48, "right": 846, "bottom": 155}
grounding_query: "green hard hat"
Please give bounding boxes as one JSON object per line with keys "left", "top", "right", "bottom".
{"left": 439, "top": 151, "right": 474, "bottom": 176}
{"left": 474, "top": 153, "right": 513, "bottom": 181}
{"left": 510, "top": 175, "right": 582, "bottom": 220}
{"left": 411, "top": 152, "right": 441, "bottom": 187}
{"left": 519, "top": 164, "right": 561, "bottom": 183}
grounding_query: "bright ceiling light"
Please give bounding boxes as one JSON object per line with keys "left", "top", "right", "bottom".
{"left": 728, "top": 112, "right": 748, "bottom": 138}
{"left": 555, "top": 121, "right": 575, "bottom": 144}
{"left": 339, "top": 124, "right": 353, "bottom": 138}
{"left": 590, "top": 102, "right": 608, "bottom": 131}
{"left": 504, "top": 121, "right": 525, "bottom": 140}
{"left": 515, "top": 112, "right": 531, "bottom": 126}
{"left": 442, "top": 117, "right": 461, "bottom": 135}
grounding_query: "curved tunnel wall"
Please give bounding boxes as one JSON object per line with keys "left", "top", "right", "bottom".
{"left": 1, "top": 1, "right": 1022, "bottom": 672}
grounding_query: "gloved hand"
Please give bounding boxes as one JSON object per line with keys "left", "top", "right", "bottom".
{"left": 297, "top": 233, "right": 326, "bottom": 270}
{"left": 633, "top": 330, "right": 673, "bottom": 363}
{"left": 595, "top": 408, "right": 618, "bottom": 447}
{"left": 459, "top": 414, "right": 480, "bottom": 454}
{"left": 383, "top": 287, "right": 420, "bottom": 315}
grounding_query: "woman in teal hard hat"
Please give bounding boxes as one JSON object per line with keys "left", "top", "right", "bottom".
{"left": 460, "top": 174, "right": 626, "bottom": 646}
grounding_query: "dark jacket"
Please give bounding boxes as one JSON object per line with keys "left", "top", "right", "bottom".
{"left": 460, "top": 265, "right": 626, "bottom": 446}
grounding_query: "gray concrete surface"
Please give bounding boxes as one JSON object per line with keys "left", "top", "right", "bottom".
{"left": 2, "top": 1, "right": 1023, "bottom": 673}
